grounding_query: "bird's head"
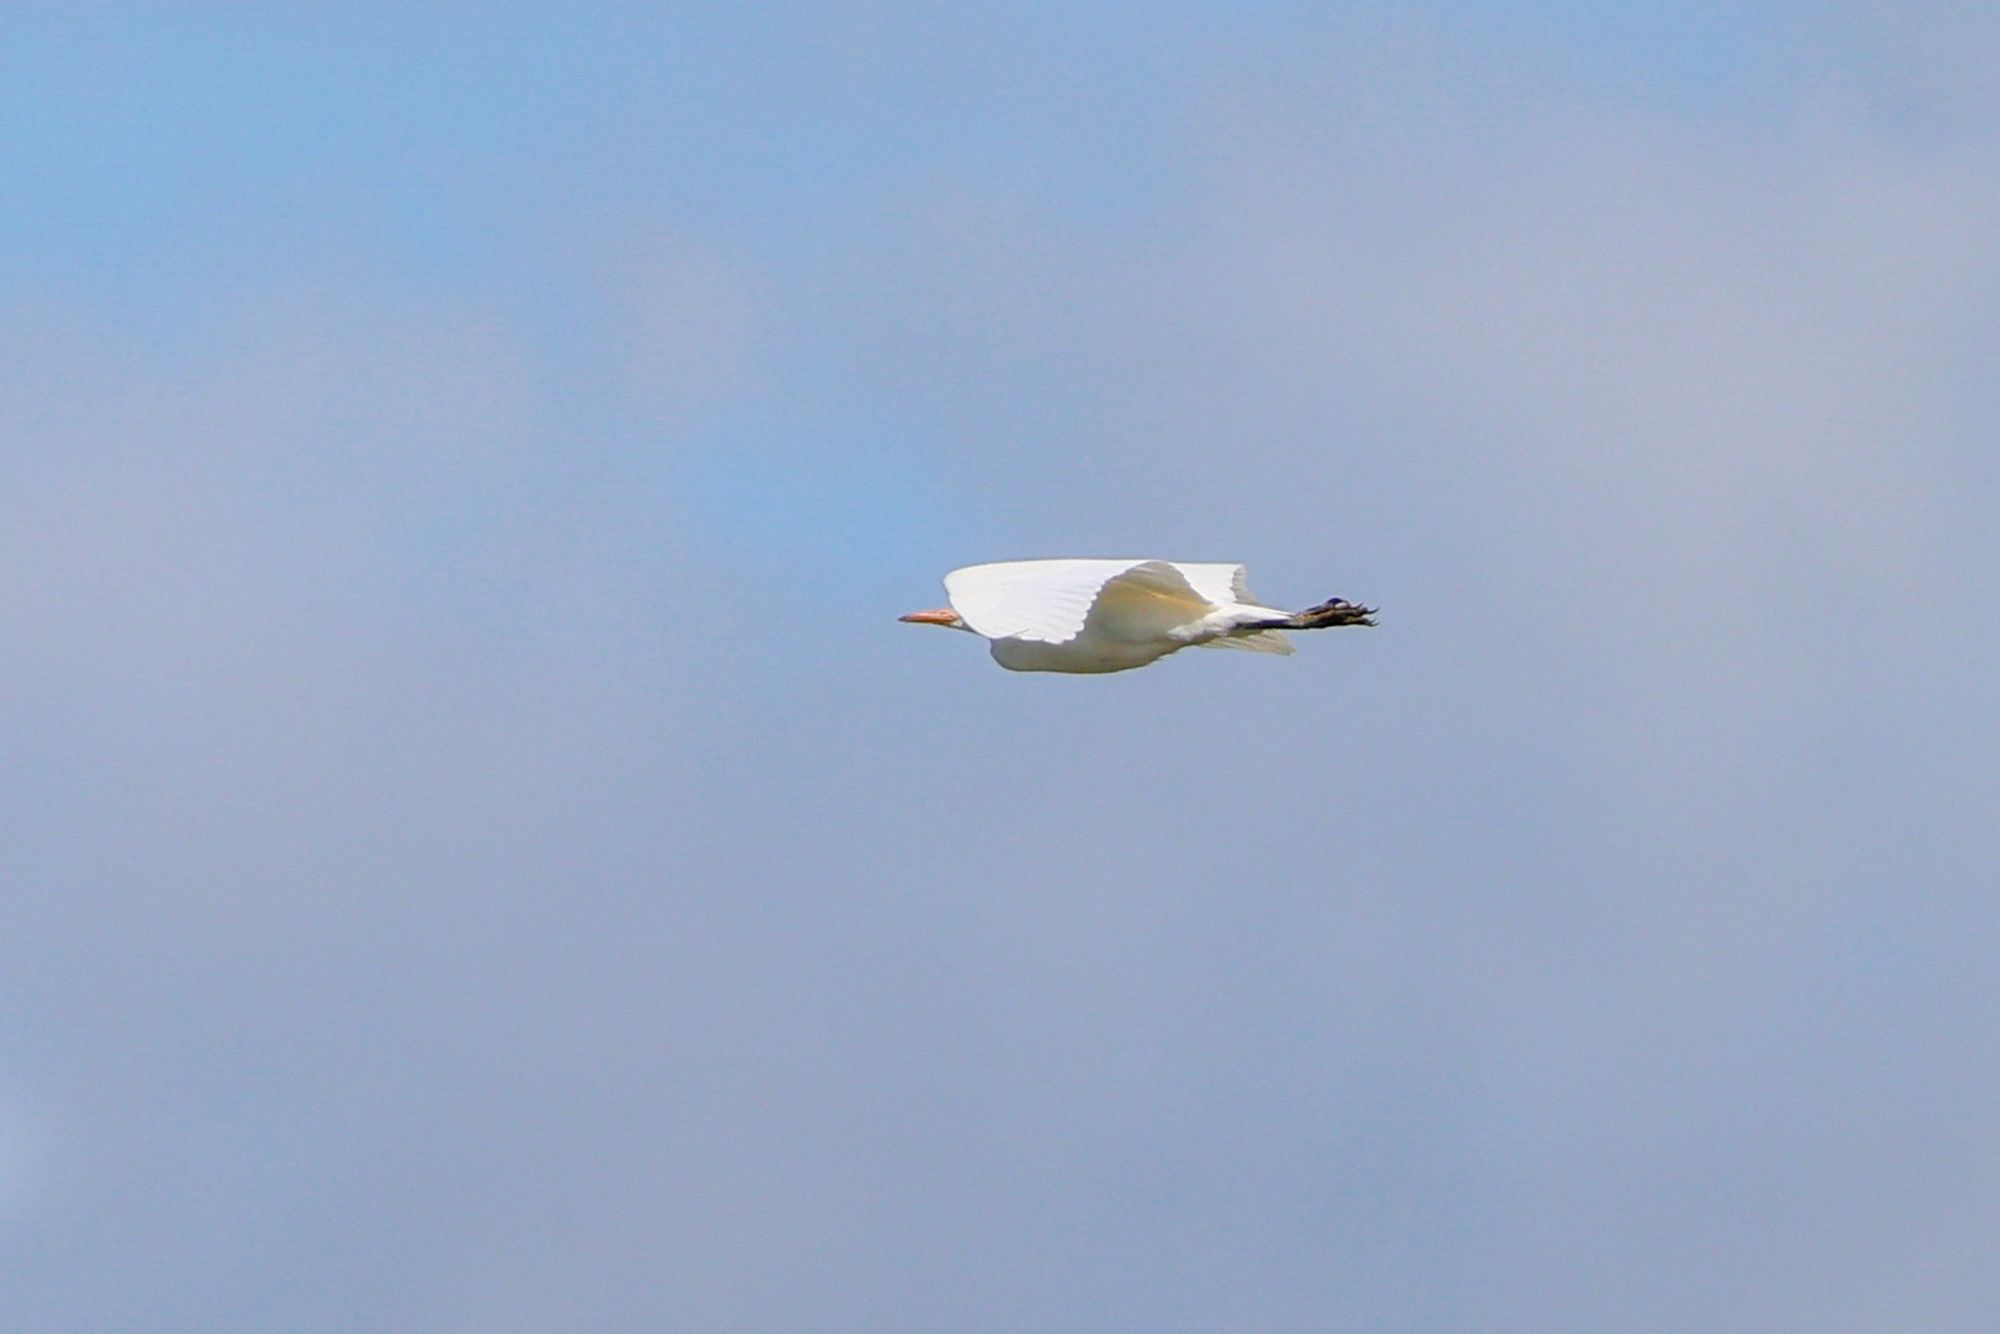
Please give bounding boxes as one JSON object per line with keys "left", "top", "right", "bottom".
{"left": 898, "top": 607, "right": 968, "bottom": 631}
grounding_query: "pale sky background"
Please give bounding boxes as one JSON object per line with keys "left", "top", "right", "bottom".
{"left": 5, "top": 5, "right": 1999, "bottom": 1330}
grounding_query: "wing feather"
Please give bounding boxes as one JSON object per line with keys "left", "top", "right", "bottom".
{"left": 945, "top": 559, "right": 1221, "bottom": 645}
{"left": 1171, "top": 561, "right": 1289, "bottom": 614}
{"left": 1169, "top": 562, "right": 1247, "bottom": 606}
{"left": 945, "top": 560, "right": 1144, "bottom": 643}
{"left": 1079, "top": 561, "right": 1213, "bottom": 644}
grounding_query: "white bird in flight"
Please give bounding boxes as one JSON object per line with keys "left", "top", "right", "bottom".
{"left": 900, "top": 558, "right": 1375, "bottom": 674}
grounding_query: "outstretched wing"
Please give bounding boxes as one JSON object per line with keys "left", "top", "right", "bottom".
{"left": 1077, "top": 561, "right": 1216, "bottom": 644}
{"left": 1170, "top": 562, "right": 1253, "bottom": 607}
{"left": 945, "top": 559, "right": 1212, "bottom": 645}
{"left": 1172, "top": 561, "right": 1291, "bottom": 616}
{"left": 945, "top": 560, "right": 1129, "bottom": 642}
{"left": 1167, "top": 561, "right": 1294, "bottom": 653}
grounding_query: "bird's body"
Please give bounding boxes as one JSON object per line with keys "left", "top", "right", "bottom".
{"left": 900, "top": 558, "right": 1374, "bottom": 674}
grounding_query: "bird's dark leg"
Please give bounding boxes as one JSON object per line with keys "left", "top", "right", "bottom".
{"left": 1282, "top": 597, "right": 1377, "bottom": 629}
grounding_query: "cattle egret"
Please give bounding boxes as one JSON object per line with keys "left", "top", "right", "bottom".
{"left": 900, "top": 559, "right": 1375, "bottom": 674}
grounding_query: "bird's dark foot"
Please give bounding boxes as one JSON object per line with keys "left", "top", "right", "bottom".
{"left": 1289, "top": 598, "right": 1377, "bottom": 629}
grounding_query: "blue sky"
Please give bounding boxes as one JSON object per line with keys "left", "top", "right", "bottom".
{"left": 6, "top": 5, "right": 1999, "bottom": 1330}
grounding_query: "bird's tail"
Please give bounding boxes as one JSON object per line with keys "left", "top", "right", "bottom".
{"left": 1280, "top": 597, "right": 1377, "bottom": 629}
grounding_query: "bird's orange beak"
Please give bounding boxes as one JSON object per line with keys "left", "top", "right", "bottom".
{"left": 899, "top": 608, "right": 960, "bottom": 625}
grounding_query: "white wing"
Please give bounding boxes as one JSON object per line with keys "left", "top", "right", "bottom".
{"left": 944, "top": 560, "right": 1129, "bottom": 642}
{"left": 1078, "top": 561, "right": 1216, "bottom": 644}
{"left": 1159, "top": 561, "right": 1294, "bottom": 653}
{"left": 945, "top": 559, "right": 1212, "bottom": 644}
{"left": 1169, "top": 561, "right": 1294, "bottom": 618}
{"left": 1169, "top": 562, "right": 1253, "bottom": 607}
